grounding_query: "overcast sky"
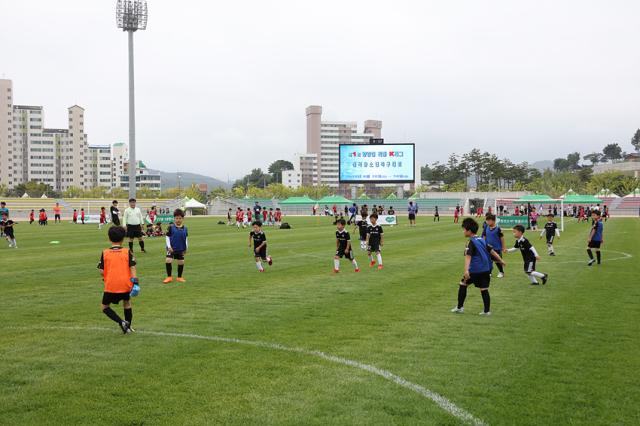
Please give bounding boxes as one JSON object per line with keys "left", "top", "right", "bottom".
{"left": 2, "top": 1, "right": 639, "bottom": 180}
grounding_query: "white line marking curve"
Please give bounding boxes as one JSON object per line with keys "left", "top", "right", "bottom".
{"left": 17, "top": 326, "right": 486, "bottom": 426}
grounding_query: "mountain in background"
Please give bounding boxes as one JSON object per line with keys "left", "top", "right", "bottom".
{"left": 531, "top": 160, "right": 553, "bottom": 171}
{"left": 148, "top": 169, "right": 231, "bottom": 190}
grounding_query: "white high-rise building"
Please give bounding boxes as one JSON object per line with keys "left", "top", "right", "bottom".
{"left": 0, "top": 79, "right": 14, "bottom": 188}
{"left": 306, "top": 105, "right": 379, "bottom": 188}
{"left": 111, "top": 142, "right": 128, "bottom": 190}
{"left": 88, "top": 145, "right": 113, "bottom": 188}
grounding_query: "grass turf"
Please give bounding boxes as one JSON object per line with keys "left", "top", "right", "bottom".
{"left": 1, "top": 216, "right": 639, "bottom": 425}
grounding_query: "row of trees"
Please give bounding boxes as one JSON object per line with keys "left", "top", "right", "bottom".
{"left": 421, "top": 149, "right": 541, "bottom": 191}
{"left": 232, "top": 160, "right": 294, "bottom": 189}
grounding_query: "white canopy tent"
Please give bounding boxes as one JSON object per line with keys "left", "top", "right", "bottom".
{"left": 624, "top": 188, "right": 640, "bottom": 198}
{"left": 40, "top": 193, "right": 48, "bottom": 199}
{"left": 183, "top": 198, "right": 207, "bottom": 215}
{"left": 21, "top": 193, "right": 30, "bottom": 198}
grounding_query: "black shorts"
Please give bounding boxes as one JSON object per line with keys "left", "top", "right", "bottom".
{"left": 102, "top": 292, "right": 130, "bottom": 305}
{"left": 336, "top": 248, "right": 354, "bottom": 260}
{"left": 462, "top": 272, "right": 491, "bottom": 288}
{"left": 167, "top": 250, "right": 185, "bottom": 260}
{"left": 126, "top": 225, "right": 143, "bottom": 238}
{"left": 531, "top": 220, "right": 537, "bottom": 227}
{"left": 54, "top": 214, "right": 61, "bottom": 220}
{"left": 545, "top": 235, "right": 555, "bottom": 244}
{"left": 368, "top": 242, "right": 381, "bottom": 253}
{"left": 524, "top": 260, "right": 536, "bottom": 273}
{"left": 4, "top": 230, "right": 14, "bottom": 239}
{"left": 588, "top": 241, "right": 602, "bottom": 249}
{"left": 112, "top": 216, "right": 120, "bottom": 226}
{"left": 408, "top": 213, "right": 416, "bottom": 220}
{"left": 254, "top": 246, "right": 268, "bottom": 261}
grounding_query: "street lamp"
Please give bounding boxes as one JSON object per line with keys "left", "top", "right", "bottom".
{"left": 116, "top": 0, "right": 148, "bottom": 199}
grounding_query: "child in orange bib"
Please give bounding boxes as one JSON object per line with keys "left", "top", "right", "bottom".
{"left": 98, "top": 226, "right": 138, "bottom": 334}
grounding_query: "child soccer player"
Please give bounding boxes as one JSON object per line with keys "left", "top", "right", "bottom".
{"left": 72, "top": 209, "right": 78, "bottom": 224}
{"left": 99, "top": 207, "right": 107, "bottom": 229}
{"left": 110, "top": 200, "right": 120, "bottom": 226}
{"left": 262, "top": 208, "right": 268, "bottom": 224}
{"left": 249, "top": 221, "right": 272, "bottom": 272}
{"left": 434, "top": 205, "right": 440, "bottom": 222}
{"left": 245, "top": 208, "right": 252, "bottom": 227}
{"left": 53, "top": 203, "right": 62, "bottom": 224}
{"left": 507, "top": 225, "right": 549, "bottom": 285}
{"left": 482, "top": 214, "right": 506, "bottom": 278}
{"left": 29, "top": 209, "right": 35, "bottom": 224}
{"left": 236, "top": 207, "right": 244, "bottom": 229}
{"left": 454, "top": 206, "right": 460, "bottom": 223}
{"left": 268, "top": 208, "right": 274, "bottom": 226}
{"left": 1, "top": 213, "right": 17, "bottom": 248}
{"left": 274, "top": 208, "right": 283, "bottom": 227}
{"left": 451, "top": 218, "right": 505, "bottom": 316}
{"left": 164, "top": 209, "right": 188, "bottom": 283}
{"left": 333, "top": 219, "right": 360, "bottom": 273}
{"left": 587, "top": 210, "right": 604, "bottom": 266}
{"left": 80, "top": 208, "right": 85, "bottom": 225}
{"left": 355, "top": 218, "right": 368, "bottom": 250}
{"left": 366, "top": 213, "right": 384, "bottom": 270}
{"left": 97, "top": 226, "right": 138, "bottom": 334}
{"left": 530, "top": 208, "right": 539, "bottom": 230}
{"left": 540, "top": 214, "right": 560, "bottom": 256}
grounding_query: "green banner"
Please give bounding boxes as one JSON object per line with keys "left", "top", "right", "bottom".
{"left": 496, "top": 215, "right": 528, "bottom": 227}
{"left": 155, "top": 215, "right": 174, "bottom": 224}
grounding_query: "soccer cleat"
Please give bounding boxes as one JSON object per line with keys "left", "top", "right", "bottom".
{"left": 450, "top": 307, "right": 464, "bottom": 314}
{"left": 141, "top": 249, "right": 147, "bottom": 253}
{"left": 369, "top": 261, "right": 376, "bottom": 267}
{"left": 127, "top": 326, "right": 136, "bottom": 333}
{"left": 530, "top": 282, "right": 540, "bottom": 286}
{"left": 120, "top": 321, "right": 130, "bottom": 334}
{"left": 479, "top": 311, "right": 492, "bottom": 316}
{"left": 549, "top": 252, "right": 556, "bottom": 256}
{"left": 163, "top": 277, "right": 173, "bottom": 284}
{"left": 587, "top": 259, "right": 596, "bottom": 266}
{"left": 176, "top": 277, "right": 186, "bottom": 283}
{"left": 258, "top": 269, "right": 265, "bottom": 273}
{"left": 542, "top": 274, "right": 548, "bottom": 285}
{"left": 333, "top": 269, "right": 340, "bottom": 273}
{"left": 497, "top": 272, "right": 504, "bottom": 278}
{"left": 354, "top": 268, "right": 360, "bottom": 273}
{"left": 377, "top": 265, "right": 384, "bottom": 270}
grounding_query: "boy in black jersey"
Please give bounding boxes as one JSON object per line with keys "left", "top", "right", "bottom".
{"left": 249, "top": 221, "right": 272, "bottom": 272}
{"left": 355, "top": 218, "right": 368, "bottom": 250}
{"left": 334, "top": 219, "right": 360, "bottom": 273}
{"left": 539, "top": 214, "right": 560, "bottom": 256}
{"left": 507, "top": 225, "right": 549, "bottom": 285}
{"left": 1, "top": 213, "right": 17, "bottom": 248}
{"left": 366, "top": 213, "right": 384, "bottom": 270}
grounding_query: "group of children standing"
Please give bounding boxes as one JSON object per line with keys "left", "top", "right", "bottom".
{"left": 231, "top": 207, "right": 282, "bottom": 229}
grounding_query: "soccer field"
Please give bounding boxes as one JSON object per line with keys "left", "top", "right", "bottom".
{"left": 1, "top": 216, "right": 639, "bottom": 425}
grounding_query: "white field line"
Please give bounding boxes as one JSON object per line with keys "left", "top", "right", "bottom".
{"left": 15, "top": 325, "right": 486, "bottom": 426}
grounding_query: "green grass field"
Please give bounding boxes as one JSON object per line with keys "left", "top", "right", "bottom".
{"left": 1, "top": 216, "right": 639, "bottom": 425}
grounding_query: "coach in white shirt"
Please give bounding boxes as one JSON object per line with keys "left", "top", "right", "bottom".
{"left": 123, "top": 198, "right": 146, "bottom": 253}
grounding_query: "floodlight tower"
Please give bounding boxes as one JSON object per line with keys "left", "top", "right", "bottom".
{"left": 116, "top": 0, "right": 148, "bottom": 199}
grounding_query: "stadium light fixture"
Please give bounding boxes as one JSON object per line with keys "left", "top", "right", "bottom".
{"left": 116, "top": 0, "right": 148, "bottom": 198}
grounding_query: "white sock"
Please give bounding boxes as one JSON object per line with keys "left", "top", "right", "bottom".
{"left": 549, "top": 244, "right": 554, "bottom": 253}
{"left": 531, "top": 271, "right": 545, "bottom": 278}
{"left": 528, "top": 274, "right": 538, "bottom": 284}
{"left": 12, "top": 239, "right": 16, "bottom": 247}
{"left": 376, "top": 253, "right": 383, "bottom": 265}
{"left": 334, "top": 259, "right": 340, "bottom": 270}
{"left": 352, "top": 259, "right": 359, "bottom": 269}
{"left": 369, "top": 255, "right": 374, "bottom": 262}
{"left": 256, "top": 261, "right": 263, "bottom": 271}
